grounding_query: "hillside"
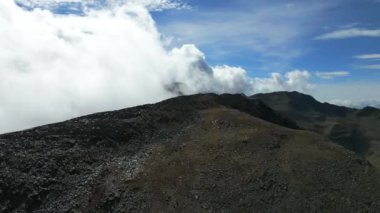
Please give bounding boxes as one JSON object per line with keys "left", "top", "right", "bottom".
{"left": 1, "top": 93, "right": 380, "bottom": 212}
{"left": 251, "top": 91, "right": 380, "bottom": 168}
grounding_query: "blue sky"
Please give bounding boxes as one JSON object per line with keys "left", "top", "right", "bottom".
{"left": 152, "top": 0, "right": 380, "bottom": 83}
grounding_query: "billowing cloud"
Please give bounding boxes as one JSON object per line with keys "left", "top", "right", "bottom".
{"left": 315, "top": 28, "right": 380, "bottom": 40}
{"left": 253, "top": 70, "right": 314, "bottom": 93}
{"left": 315, "top": 71, "right": 350, "bottom": 79}
{"left": 0, "top": 1, "right": 314, "bottom": 133}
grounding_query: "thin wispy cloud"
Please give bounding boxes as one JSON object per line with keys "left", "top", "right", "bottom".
{"left": 360, "top": 64, "right": 380, "bottom": 69}
{"left": 315, "top": 71, "right": 350, "bottom": 79}
{"left": 355, "top": 55, "right": 380, "bottom": 69}
{"left": 355, "top": 54, "right": 380, "bottom": 60}
{"left": 159, "top": 1, "right": 341, "bottom": 66}
{"left": 315, "top": 28, "right": 380, "bottom": 40}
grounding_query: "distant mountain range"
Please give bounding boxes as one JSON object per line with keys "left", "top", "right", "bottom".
{"left": 1, "top": 92, "right": 380, "bottom": 212}
{"left": 252, "top": 91, "right": 380, "bottom": 168}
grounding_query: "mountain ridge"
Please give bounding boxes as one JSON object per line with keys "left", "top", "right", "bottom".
{"left": 1, "top": 92, "right": 380, "bottom": 212}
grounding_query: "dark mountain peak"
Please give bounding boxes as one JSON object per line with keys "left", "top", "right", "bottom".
{"left": 251, "top": 91, "right": 354, "bottom": 118}
{"left": 252, "top": 91, "right": 315, "bottom": 100}
{"left": 251, "top": 91, "right": 320, "bottom": 111}
{"left": 357, "top": 106, "right": 380, "bottom": 117}
{"left": 251, "top": 91, "right": 380, "bottom": 168}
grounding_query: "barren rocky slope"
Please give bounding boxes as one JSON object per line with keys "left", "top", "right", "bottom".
{"left": 1, "top": 94, "right": 380, "bottom": 212}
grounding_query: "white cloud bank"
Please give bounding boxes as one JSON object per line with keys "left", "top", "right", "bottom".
{"left": 329, "top": 99, "right": 380, "bottom": 109}
{"left": 312, "top": 83, "right": 380, "bottom": 109}
{"left": 0, "top": 1, "right": 315, "bottom": 133}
